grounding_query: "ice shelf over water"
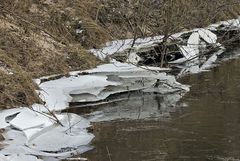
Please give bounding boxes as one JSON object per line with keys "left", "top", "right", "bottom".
{"left": 36, "top": 60, "right": 188, "bottom": 112}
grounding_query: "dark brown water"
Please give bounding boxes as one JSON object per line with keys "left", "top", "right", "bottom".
{"left": 80, "top": 56, "right": 240, "bottom": 161}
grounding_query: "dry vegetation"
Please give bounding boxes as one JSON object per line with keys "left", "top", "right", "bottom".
{"left": 0, "top": 0, "right": 105, "bottom": 108}
{"left": 0, "top": 0, "right": 239, "bottom": 108}
{"left": 97, "top": 0, "right": 240, "bottom": 39}
{"left": 0, "top": 50, "right": 40, "bottom": 108}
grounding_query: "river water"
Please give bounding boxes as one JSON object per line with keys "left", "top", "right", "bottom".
{"left": 71, "top": 50, "right": 240, "bottom": 161}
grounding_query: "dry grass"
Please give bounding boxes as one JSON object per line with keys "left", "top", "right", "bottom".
{"left": 0, "top": 0, "right": 105, "bottom": 108}
{"left": 0, "top": 50, "right": 40, "bottom": 108}
{"left": 97, "top": 0, "right": 240, "bottom": 38}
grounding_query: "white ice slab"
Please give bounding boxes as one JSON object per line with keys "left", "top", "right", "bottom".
{"left": 198, "top": 29, "right": 217, "bottom": 44}
{"left": 27, "top": 114, "right": 93, "bottom": 152}
{"left": 9, "top": 108, "right": 54, "bottom": 131}
{"left": 127, "top": 52, "right": 142, "bottom": 64}
{"left": 38, "top": 75, "right": 120, "bottom": 111}
{"left": 8, "top": 154, "right": 43, "bottom": 161}
{"left": 179, "top": 45, "right": 199, "bottom": 60}
{"left": 1, "top": 112, "right": 94, "bottom": 160}
{"left": 36, "top": 60, "right": 178, "bottom": 111}
{"left": 90, "top": 36, "right": 164, "bottom": 60}
{"left": 200, "top": 49, "right": 225, "bottom": 70}
{"left": 86, "top": 61, "right": 170, "bottom": 74}
{"left": 0, "top": 108, "right": 24, "bottom": 128}
{"left": 23, "top": 128, "right": 44, "bottom": 141}
{"left": 23, "top": 113, "right": 90, "bottom": 142}
{"left": 177, "top": 32, "right": 201, "bottom": 60}
{"left": 28, "top": 129, "right": 94, "bottom": 152}
{"left": 0, "top": 154, "right": 8, "bottom": 161}
{"left": 178, "top": 29, "right": 219, "bottom": 61}
{"left": 187, "top": 32, "right": 200, "bottom": 48}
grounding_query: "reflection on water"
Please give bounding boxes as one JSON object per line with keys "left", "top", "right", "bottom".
{"left": 80, "top": 92, "right": 186, "bottom": 122}
{"left": 75, "top": 52, "right": 240, "bottom": 161}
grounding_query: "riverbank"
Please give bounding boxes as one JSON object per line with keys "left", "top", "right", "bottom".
{"left": 0, "top": 15, "right": 239, "bottom": 161}
{"left": 1, "top": 0, "right": 240, "bottom": 109}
